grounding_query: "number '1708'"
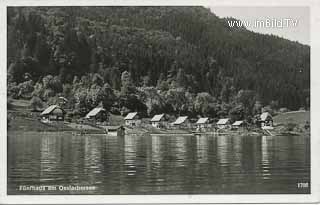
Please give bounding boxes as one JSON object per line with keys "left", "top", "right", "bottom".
{"left": 297, "top": 182, "right": 309, "bottom": 188}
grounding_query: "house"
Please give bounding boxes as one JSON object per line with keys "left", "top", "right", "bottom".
{"left": 196, "top": 117, "right": 210, "bottom": 129}
{"left": 216, "top": 118, "right": 231, "bottom": 129}
{"left": 260, "top": 112, "right": 273, "bottom": 127}
{"left": 85, "top": 107, "right": 108, "bottom": 123}
{"left": 150, "top": 114, "right": 165, "bottom": 128}
{"left": 124, "top": 112, "right": 140, "bottom": 127}
{"left": 40, "top": 105, "right": 66, "bottom": 122}
{"left": 232, "top": 120, "right": 245, "bottom": 129}
{"left": 105, "top": 125, "right": 125, "bottom": 136}
{"left": 172, "top": 116, "right": 189, "bottom": 128}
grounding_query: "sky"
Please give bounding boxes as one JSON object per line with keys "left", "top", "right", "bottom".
{"left": 210, "top": 7, "right": 310, "bottom": 45}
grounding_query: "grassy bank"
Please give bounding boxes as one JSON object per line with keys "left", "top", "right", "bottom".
{"left": 273, "top": 110, "right": 310, "bottom": 125}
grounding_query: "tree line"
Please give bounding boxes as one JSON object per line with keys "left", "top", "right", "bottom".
{"left": 7, "top": 7, "right": 310, "bottom": 122}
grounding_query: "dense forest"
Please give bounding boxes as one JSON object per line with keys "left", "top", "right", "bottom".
{"left": 7, "top": 7, "right": 310, "bottom": 122}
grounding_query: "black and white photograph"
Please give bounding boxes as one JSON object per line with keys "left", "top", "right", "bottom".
{"left": 2, "top": 1, "right": 319, "bottom": 203}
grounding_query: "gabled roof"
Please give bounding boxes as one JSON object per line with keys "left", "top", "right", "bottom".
{"left": 124, "top": 112, "right": 138, "bottom": 120}
{"left": 150, "top": 114, "right": 165, "bottom": 122}
{"left": 41, "top": 105, "right": 62, "bottom": 115}
{"left": 260, "top": 112, "right": 272, "bottom": 121}
{"left": 196, "top": 117, "right": 209, "bottom": 124}
{"left": 173, "top": 116, "right": 188, "bottom": 125}
{"left": 232, "top": 120, "right": 243, "bottom": 126}
{"left": 216, "top": 118, "right": 230, "bottom": 125}
{"left": 58, "top": 96, "right": 68, "bottom": 102}
{"left": 85, "top": 107, "right": 106, "bottom": 118}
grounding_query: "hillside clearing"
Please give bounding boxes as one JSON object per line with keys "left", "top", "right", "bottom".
{"left": 273, "top": 111, "right": 310, "bottom": 125}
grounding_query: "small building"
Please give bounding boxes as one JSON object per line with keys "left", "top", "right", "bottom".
{"left": 124, "top": 112, "right": 140, "bottom": 127}
{"left": 172, "top": 116, "right": 189, "bottom": 128}
{"left": 105, "top": 125, "right": 125, "bottom": 136}
{"left": 232, "top": 120, "right": 245, "bottom": 129}
{"left": 40, "top": 105, "right": 66, "bottom": 122}
{"left": 260, "top": 112, "right": 273, "bottom": 127}
{"left": 196, "top": 117, "right": 210, "bottom": 129}
{"left": 216, "top": 118, "right": 231, "bottom": 129}
{"left": 150, "top": 114, "right": 165, "bottom": 128}
{"left": 85, "top": 107, "right": 108, "bottom": 123}
{"left": 57, "top": 96, "right": 68, "bottom": 106}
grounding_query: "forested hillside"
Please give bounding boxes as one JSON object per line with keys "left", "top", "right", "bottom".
{"left": 7, "top": 7, "right": 310, "bottom": 121}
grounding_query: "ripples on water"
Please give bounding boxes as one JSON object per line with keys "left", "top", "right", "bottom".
{"left": 7, "top": 131, "right": 310, "bottom": 194}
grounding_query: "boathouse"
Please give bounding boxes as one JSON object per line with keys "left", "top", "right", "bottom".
{"left": 105, "top": 125, "right": 125, "bottom": 136}
{"left": 216, "top": 118, "right": 231, "bottom": 129}
{"left": 124, "top": 112, "right": 140, "bottom": 127}
{"left": 150, "top": 114, "right": 165, "bottom": 128}
{"left": 196, "top": 117, "right": 210, "bottom": 129}
{"left": 172, "top": 116, "right": 189, "bottom": 128}
{"left": 260, "top": 112, "right": 273, "bottom": 127}
{"left": 85, "top": 107, "right": 108, "bottom": 123}
{"left": 40, "top": 105, "right": 66, "bottom": 122}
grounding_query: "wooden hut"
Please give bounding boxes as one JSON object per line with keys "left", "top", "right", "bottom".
{"left": 105, "top": 125, "right": 125, "bottom": 136}
{"left": 216, "top": 118, "right": 231, "bottom": 129}
{"left": 124, "top": 112, "right": 140, "bottom": 127}
{"left": 85, "top": 107, "right": 108, "bottom": 123}
{"left": 40, "top": 105, "right": 66, "bottom": 122}
{"left": 150, "top": 114, "right": 165, "bottom": 128}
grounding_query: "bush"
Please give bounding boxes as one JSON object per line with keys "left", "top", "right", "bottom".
{"left": 284, "top": 122, "right": 298, "bottom": 132}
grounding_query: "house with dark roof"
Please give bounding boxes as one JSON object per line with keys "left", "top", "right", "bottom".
{"left": 85, "top": 107, "right": 108, "bottom": 123}
{"left": 150, "top": 114, "right": 165, "bottom": 128}
{"left": 124, "top": 112, "right": 140, "bottom": 127}
{"left": 40, "top": 105, "right": 66, "bottom": 121}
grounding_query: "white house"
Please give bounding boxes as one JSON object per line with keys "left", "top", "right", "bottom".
{"left": 172, "top": 116, "right": 189, "bottom": 128}
{"left": 196, "top": 117, "right": 209, "bottom": 129}
{"left": 124, "top": 112, "right": 140, "bottom": 127}
{"left": 216, "top": 118, "right": 231, "bottom": 129}
{"left": 150, "top": 114, "right": 165, "bottom": 128}
{"left": 232, "top": 120, "right": 245, "bottom": 129}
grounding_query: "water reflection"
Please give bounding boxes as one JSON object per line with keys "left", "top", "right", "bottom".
{"left": 151, "top": 135, "right": 163, "bottom": 164}
{"left": 83, "top": 136, "right": 103, "bottom": 185}
{"left": 172, "top": 136, "right": 187, "bottom": 167}
{"left": 261, "top": 136, "right": 271, "bottom": 180}
{"left": 196, "top": 135, "right": 208, "bottom": 164}
{"left": 216, "top": 135, "right": 229, "bottom": 165}
{"left": 123, "top": 135, "right": 138, "bottom": 175}
{"left": 39, "top": 135, "right": 60, "bottom": 183}
{"left": 8, "top": 131, "right": 310, "bottom": 194}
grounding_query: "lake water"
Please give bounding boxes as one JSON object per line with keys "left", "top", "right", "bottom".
{"left": 7, "top": 131, "right": 310, "bottom": 194}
